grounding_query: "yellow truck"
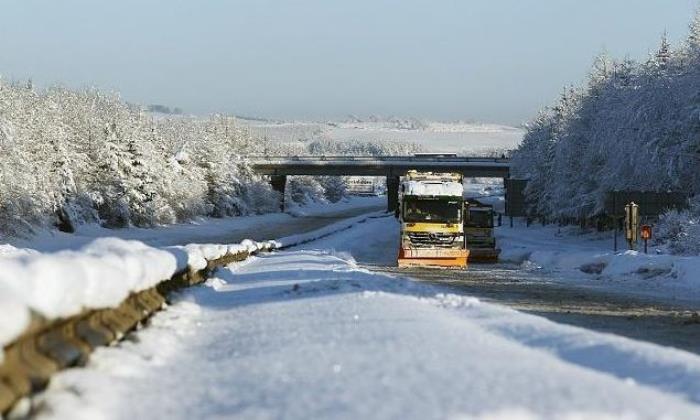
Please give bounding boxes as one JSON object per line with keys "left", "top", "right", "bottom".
{"left": 396, "top": 171, "right": 469, "bottom": 268}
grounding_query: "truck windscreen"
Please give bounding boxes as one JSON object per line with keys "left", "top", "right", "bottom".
{"left": 466, "top": 209, "right": 493, "bottom": 228}
{"left": 403, "top": 199, "right": 462, "bottom": 223}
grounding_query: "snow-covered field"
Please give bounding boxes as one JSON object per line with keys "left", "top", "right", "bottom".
{"left": 32, "top": 215, "right": 700, "bottom": 420}
{"left": 241, "top": 118, "right": 523, "bottom": 154}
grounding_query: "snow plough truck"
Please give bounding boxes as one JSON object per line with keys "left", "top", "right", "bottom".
{"left": 396, "top": 171, "right": 469, "bottom": 268}
{"left": 463, "top": 199, "right": 501, "bottom": 262}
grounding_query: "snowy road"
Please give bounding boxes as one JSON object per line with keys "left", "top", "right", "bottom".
{"left": 384, "top": 265, "right": 700, "bottom": 355}
{"left": 34, "top": 216, "right": 700, "bottom": 419}
{"left": 307, "top": 215, "right": 700, "bottom": 355}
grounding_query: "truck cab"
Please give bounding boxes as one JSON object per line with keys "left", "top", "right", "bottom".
{"left": 397, "top": 171, "right": 469, "bottom": 268}
{"left": 463, "top": 199, "right": 501, "bottom": 262}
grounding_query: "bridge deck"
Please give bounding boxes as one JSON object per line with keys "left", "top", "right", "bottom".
{"left": 250, "top": 155, "right": 511, "bottom": 177}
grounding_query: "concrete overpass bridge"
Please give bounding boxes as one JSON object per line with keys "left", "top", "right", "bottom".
{"left": 250, "top": 155, "right": 511, "bottom": 211}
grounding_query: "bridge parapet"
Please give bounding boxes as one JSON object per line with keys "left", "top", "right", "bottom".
{"left": 251, "top": 155, "right": 509, "bottom": 163}
{"left": 250, "top": 155, "right": 510, "bottom": 178}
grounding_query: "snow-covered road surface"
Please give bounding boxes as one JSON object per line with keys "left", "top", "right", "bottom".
{"left": 388, "top": 264, "right": 700, "bottom": 354}
{"left": 34, "top": 220, "right": 700, "bottom": 419}
{"left": 305, "top": 215, "right": 700, "bottom": 353}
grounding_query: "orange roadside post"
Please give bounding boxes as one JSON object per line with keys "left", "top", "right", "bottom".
{"left": 641, "top": 225, "right": 652, "bottom": 254}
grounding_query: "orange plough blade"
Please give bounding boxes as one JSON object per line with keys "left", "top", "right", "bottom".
{"left": 397, "top": 248, "right": 469, "bottom": 269}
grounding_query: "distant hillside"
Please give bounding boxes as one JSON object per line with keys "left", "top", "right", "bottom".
{"left": 239, "top": 118, "right": 523, "bottom": 155}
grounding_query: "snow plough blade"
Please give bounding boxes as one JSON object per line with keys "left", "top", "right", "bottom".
{"left": 397, "top": 248, "right": 469, "bottom": 269}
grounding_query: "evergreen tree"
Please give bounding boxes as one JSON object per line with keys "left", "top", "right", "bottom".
{"left": 686, "top": 8, "right": 700, "bottom": 58}
{"left": 650, "top": 31, "right": 673, "bottom": 74}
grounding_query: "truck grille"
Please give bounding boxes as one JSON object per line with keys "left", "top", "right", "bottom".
{"left": 407, "top": 232, "right": 460, "bottom": 248}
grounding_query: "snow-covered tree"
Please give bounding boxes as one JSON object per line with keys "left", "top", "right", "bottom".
{"left": 286, "top": 176, "right": 326, "bottom": 205}
{"left": 651, "top": 31, "right": 673, "bottom": 72}
{"left": 0, "top": 67, "right": 432, "bottom": 237}
{"left": 512, "top": 20, "right": 700, "bottom": 243}
{"left": 319, "top": 176, "right": 348, "bottom": 203}
{"left": 684, "top": 9, "right": 700, "bottom": 59}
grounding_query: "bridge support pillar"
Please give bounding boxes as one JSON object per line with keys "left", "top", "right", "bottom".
{"left": 386, "top": 176, "right": 400, "bottom": 213}
{"left": 270, "top": 175, "right": 287, "bottom": 211}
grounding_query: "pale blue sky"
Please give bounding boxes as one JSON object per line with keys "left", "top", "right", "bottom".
{"left": 0, "top": 1, "right": 696, "bottom": 124}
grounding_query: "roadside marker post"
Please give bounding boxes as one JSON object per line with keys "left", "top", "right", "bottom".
{"left": 641, "top": 225, "right": 652, "bottom": 254}
{"left": 624, "top": 202, "right": 639, "bottom": 251}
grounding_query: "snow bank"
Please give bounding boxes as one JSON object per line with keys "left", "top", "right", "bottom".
{"left": 498, "top": 223, "right": 700, "bottom": 301}
{"left": 0, "top": 239, "right": 263, "bottom": 351}
{"left": 0, "top": 244, "right": 38, "bottom": 258}
{"left": 505, "top": 242, "right": 693, "bottom": 281}
{"left": 0, "top": 210, "right": 384, "bottom": 352}
{"left": 0, "top": 287, "right": 29, "bottom": 362}
{"left": 0, "top": 239, "right": 179, "bottom": 321}
{"left": 167, "top": 241, "right": 272, "bottom": 271}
